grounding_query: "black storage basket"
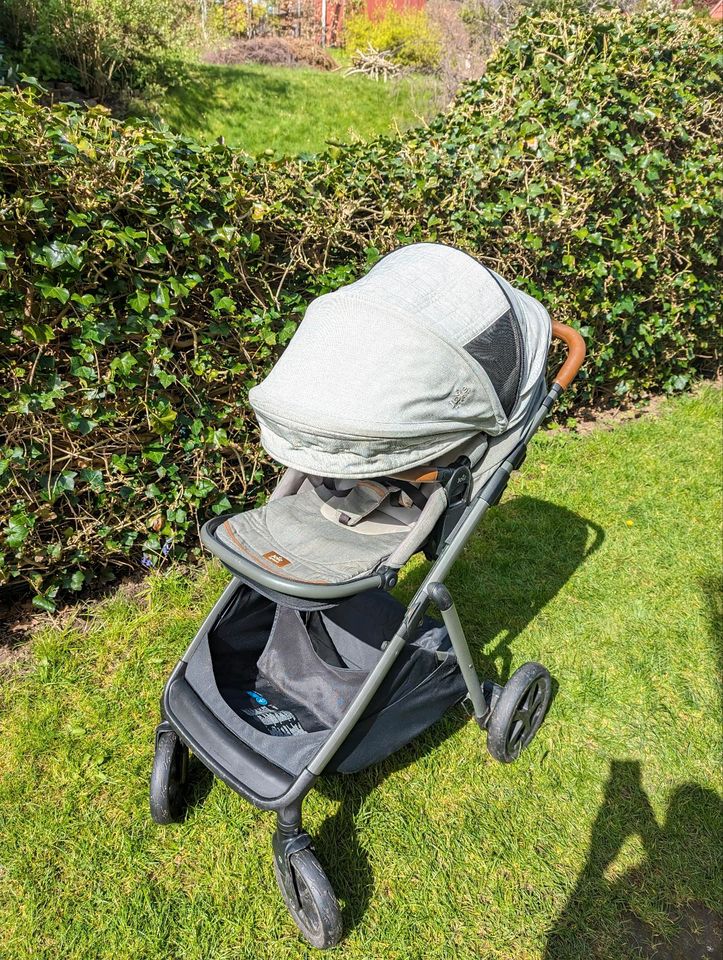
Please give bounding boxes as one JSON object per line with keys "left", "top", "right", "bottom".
{"left": 184, "top": 584, "right": 467, "bottom": 775}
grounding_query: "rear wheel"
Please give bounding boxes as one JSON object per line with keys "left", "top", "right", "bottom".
{"left": 273, "top": 846, "right": 342, "bottom": 949}
{"left": 486, "top": 662, "right": 551, "bottom": 763}
{"left": 150, "top": 730, "right": 189, "bottom": 824}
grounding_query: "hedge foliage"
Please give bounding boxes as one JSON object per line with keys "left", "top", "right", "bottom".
{"left": 1, "top": 3, "right": 721, "bottom": 607}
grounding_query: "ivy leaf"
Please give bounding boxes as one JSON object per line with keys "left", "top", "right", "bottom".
{"left": 69, "top": 570, "right": 85, "bottom": 591}
{"left": 22, "top": 323, "right": 55, "bottom": 344}
{"left": 78, "top": 468, "right": 105, "bottom": 492}
{"left": 143, "top": 447, "right": 166, "bottom": 465}
{"left": 32, "top": 594, "right": 57, "bottom": 613}
{"left": 5, "top": 517, "right": 32, "bottom": 548}
{"left": 152, "top": 283, "right": 171, "bottom": 310}
{"left": 213, "top": 296, "right": 235, "bottom": 313}
{"left": 37, "top": 282, "right": 70, "bottom": 304}
{"left": 60, "top": 410, "right": 97, "bottom": 435}
{"left": 49, "top": 472, "right": 78, "bottom": 499}
{"left": 110, "top": 352, "right": 138, "bottom": 376}
{"left": 128, "top": 291, "right": 150, "bottom": 313}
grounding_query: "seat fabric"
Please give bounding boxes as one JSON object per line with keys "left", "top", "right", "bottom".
{"left": 214, "top": 479, "right": 417, "bottom": 585}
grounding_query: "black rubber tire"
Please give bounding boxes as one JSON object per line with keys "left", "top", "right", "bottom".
{"left": 486, "top": 662, "right": 551, "bottom": 763}
{"left": 149, "top": 730, "right": 189, "bottom": 824}
{"left": 273, "top": 848, "right": 343, "bottom": 949}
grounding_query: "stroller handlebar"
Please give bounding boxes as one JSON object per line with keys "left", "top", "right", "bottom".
{"left": 551, "top": 321, "right": 586, "bottom": 391}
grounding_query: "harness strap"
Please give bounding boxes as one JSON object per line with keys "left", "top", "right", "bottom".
{"left": 378, "top": 477, "right": 428, "bottom": 511}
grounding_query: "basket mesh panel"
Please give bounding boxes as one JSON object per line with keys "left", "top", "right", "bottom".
{"left": 464, "top": 308, "right": 524, "bottom": 416}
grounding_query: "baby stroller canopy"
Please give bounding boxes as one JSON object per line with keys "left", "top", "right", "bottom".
{"left": 250, "top": 243, "right": 551, "bottom": 479}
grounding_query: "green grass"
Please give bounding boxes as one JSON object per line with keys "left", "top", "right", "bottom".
{"left": 157, "top": 63, "right": 439, "bottom": 155}
{"left": 0, "top": 387, "right": 721, "bottom": 960}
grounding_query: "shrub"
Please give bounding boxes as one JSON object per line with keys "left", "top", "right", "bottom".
{"left": 1, "top": 3, "right": 720, "bottom": 607}
{"left": 286, "top": 38, "right": 338, "bottom": 71}
{"left": 461, "top": 0, "right": 527, "bottom": 58}
{"left": 344, "top": 6, "right": 443, "bottom": 70}
{"left": 0, "top": 0, "right": 196, "bottom": 100}
{"left": 204, "top": 36, "right": 299, "bottom": 67}
{"left": 202, "top": 37, "right": 336, "bottom": 70}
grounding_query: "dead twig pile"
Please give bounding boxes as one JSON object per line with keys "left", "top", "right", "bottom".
{"left": 344, "top": 44, "right": 406, "bottom": 82}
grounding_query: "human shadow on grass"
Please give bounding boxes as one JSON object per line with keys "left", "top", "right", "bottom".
{"left": 545, "top": 579, "right": 723, "bottom": 960}
{"left": 543, "top": 760, "right": 723, "bottom": 960}
{"left": 311, "top": 495, "right": 604, "bottom": 934}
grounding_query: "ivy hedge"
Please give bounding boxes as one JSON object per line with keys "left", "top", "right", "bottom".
{"left": 1, "top": 3, "right": 721, "bottom": 608}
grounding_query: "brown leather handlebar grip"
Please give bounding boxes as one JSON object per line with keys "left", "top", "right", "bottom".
{"left": 551, "top": 321, "right": 586, "bottom": 390}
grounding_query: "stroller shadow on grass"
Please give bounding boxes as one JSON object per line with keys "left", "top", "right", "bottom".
{"left": 183, "top": 760, "right": 216, "bottom": 816}
{"left": 312, "top": 495, "right": 604, "bottom": 934}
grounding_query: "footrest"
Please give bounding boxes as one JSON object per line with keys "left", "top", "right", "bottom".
{"left": 201, "top": 514, "right": 386, "bottom": 602}
{"left": 163, "top": 664, "right": 299, "bottom": 809}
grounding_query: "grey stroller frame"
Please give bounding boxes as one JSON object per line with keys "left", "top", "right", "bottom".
{"left": 150, "top": 254, "right": 586, "bottom": 947}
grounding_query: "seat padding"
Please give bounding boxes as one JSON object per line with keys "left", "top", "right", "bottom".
{"left": 214, "top": 479, "right": 415, "bottom": 584}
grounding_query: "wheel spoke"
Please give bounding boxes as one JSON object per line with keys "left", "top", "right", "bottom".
{"left": 512, "top": 706, "right": 531, "bottom": 730}
{"left": 510, "top": 698, "right": 538, "bottom": 750}
{"left": 508, "top": 718, "right": 525, "bottom": 748}
{"left": 529, "top": 683, "right": 545, "bottom": 711}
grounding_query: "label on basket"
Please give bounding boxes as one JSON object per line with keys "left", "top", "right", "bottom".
{"left": 240, "top": 690, "right": 305, "bottom": 736}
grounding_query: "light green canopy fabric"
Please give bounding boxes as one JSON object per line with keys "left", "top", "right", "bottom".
{"left": 249, "top": 243, "right": 551, "bottom": 479}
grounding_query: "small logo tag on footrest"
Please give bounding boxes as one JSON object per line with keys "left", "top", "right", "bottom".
{"left": 263, "top": 550, "right": 290, "bottom": 567}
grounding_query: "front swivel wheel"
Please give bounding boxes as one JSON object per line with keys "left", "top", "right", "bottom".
{"left": 486, "top": 662, "right": 551, "bottom": 763}
{"left": 273, "top": 844, "right": 342, "bottom": 948}
{"left": 150, "top": 728, "right": 189, "bottom": 824}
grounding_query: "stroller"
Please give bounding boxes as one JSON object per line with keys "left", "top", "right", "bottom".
{"left": 149, "top": 244, "right": 585, "bottom": 947}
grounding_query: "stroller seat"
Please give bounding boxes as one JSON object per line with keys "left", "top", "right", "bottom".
{"left": 206, "top": 473, "right": 441, "bottom": 586}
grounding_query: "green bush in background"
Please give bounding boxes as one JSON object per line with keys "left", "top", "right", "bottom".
{"left": 344, "top": 6, "right": 443, "bottom": 70}
{"left": 0, "top": 0, "right": 195, "bottom": 100}
{"left": 1, "top": 3, "right": 720, "bottom": 607}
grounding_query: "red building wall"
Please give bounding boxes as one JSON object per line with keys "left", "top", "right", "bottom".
{"left": 365, "top": 0, "right": 425, "bottom": 17}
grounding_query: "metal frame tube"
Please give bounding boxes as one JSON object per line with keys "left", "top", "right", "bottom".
{"left": 429, "top": 584, "right": 487, "bottom": 720}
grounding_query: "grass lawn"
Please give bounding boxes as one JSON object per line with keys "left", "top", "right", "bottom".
{"left": 157, "top": 63, "right": 440, "bottom": 155}
{"left": 0, "top": 387, "right": 720, "bottom": 960}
